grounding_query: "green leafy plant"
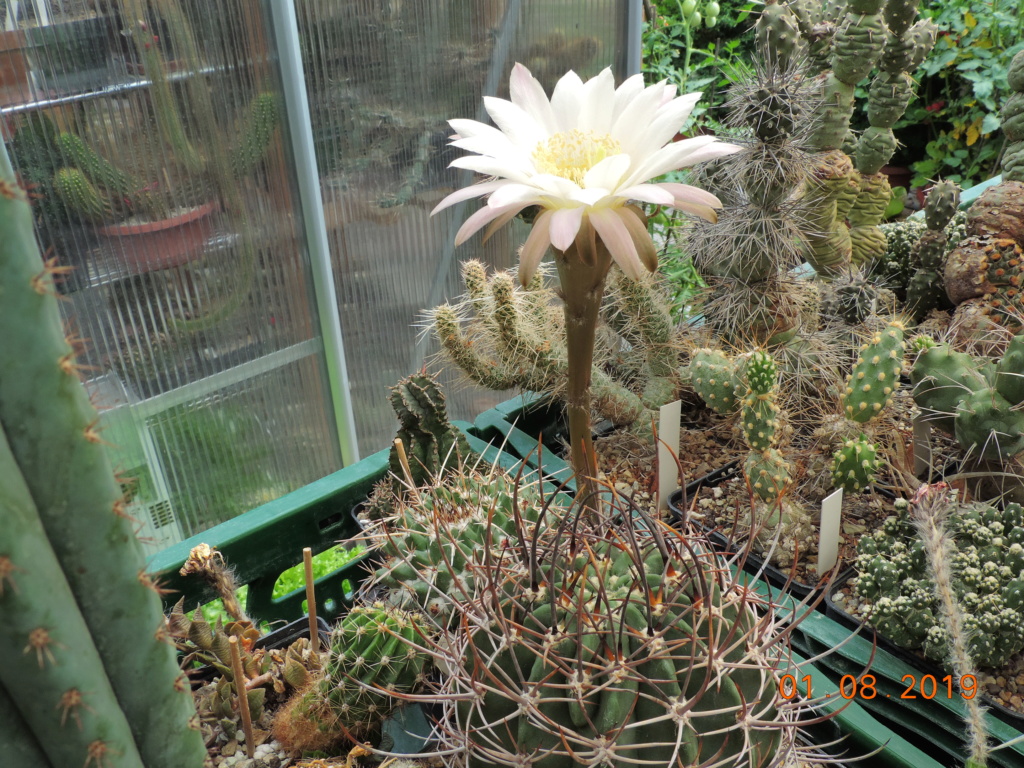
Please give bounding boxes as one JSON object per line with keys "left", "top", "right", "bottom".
{"left": 893, "top": 1, "right": 1024, "bottom": 187}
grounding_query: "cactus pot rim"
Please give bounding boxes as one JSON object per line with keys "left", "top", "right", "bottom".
{"left": 96, "top": 201, "right": 220, "bottom": 275}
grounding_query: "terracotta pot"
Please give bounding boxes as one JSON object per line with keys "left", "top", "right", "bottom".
{"left": 879, "top": 164, "right": 912, "bottom": 190}
{"left": 97, "top": 202, "right": 219, "bottom": 275}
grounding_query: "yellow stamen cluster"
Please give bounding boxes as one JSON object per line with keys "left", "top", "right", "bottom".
{"left": 532, "top": 129, "right": 622, "bottom": 185}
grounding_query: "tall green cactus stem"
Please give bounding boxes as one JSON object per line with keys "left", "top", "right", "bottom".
{"left": 802, "top": 150, "right": 856, "bottom": 275}
{"left": 756, "top": 1, "right": 805, "bottom": 72}
{"left": 0, "top": 684, "right": 51, "bottom": 766}
{"left": 53, "top": 167, "right": 112, "bottom": 223}
{"left": 906, "top": 181, "right": 960, "bottom": 319}
{"left": 229, "top": 92, "right": 279, "bottom": 179}
{"left": 848, "top": 171, "right": 891, "bottom": 265}
{"left": 741, "top": 351, "right": 781, "bottom": 452}
{"left": 0, "top": 146, "right": 206, "bottom": 768}
{"left": 1000, "top": 50, "right": 1024, "bottom": 182}
{"left": 57, "top": 132, "right": 134, "bottom": 200}
{"left": 841, "top": 321, "right": 906, "bottom": 423}
{"left": 387, "top": 371, "right": 472, "bottom": 495}
{"left": 274, "top": 604, "right": 430, "bottom": 752}
{"left": 0, "top": 424, "right": 145, "bottom": 768}
{"left": 832, "top": 433, "right": 881, "bottom": 492}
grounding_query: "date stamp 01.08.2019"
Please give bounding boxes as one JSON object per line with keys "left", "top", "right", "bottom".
{"left": 779, "top": 673, "right": 980, "bottom": 701}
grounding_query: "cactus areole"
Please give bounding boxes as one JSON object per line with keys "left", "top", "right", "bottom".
{"left": 433, "top": 63, "right": 738, "bottom": 499}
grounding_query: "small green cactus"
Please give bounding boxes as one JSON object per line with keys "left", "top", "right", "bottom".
{"left": 831, "top": 434, "right": 881, "bottom": 492}
{"left": 229, "top": 92, "right": 279, "bottom": 179}
{"left": 690, "top": 348, "right": 745, "bottom": 414}
{"left": 841, "top": 321, "right": 906, "bottom": 423}
{"left": 53, "top": 166, "right": 112, "bottom": 223}
{"left": 745, "top": 447, "right": 793, "bottom": 502}
{"left": 273, "top": 604, "right": 431, "bottom": 752}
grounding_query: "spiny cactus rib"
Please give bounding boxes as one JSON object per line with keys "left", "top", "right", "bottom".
{"left": 1006, "top": 51, "right": 1024, "bottom": 182}
{"left": 229, "top": 92, "right": 279, "bottom": 179}
{"left": 841, "top": 321, "right": 905, "bottom": 424}
{"left": 53, "top": 167, "right": 113, "bottom": 223}
{"left": 906, "top": 181, "right": 961, "bottom": 319}
{"left": 0, "top": 145, "right": 206, "bottom": 768}
{"left": 0, "top": 424, "right": 144, "bottom": 768}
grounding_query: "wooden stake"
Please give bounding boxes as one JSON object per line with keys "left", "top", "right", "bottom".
{"left": 303, "top": 547, "right": 319, "bottom": 654}
{"left": 394, "top": 438, "right": 416, "bottom": 489}
{"left": 228, "top": 636, "right": 255, "bottom": 758}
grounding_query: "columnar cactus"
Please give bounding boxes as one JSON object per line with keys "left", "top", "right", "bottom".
{"left": 854, "top": 497, "right": 1024, "bottom": 668}
{"left": 273, "top": 604, "right": 431, "bottom": 752}
{"left": 0, "top": 143, "right": 205, "bottom": 767}
{"left": 431, "top": 261, "right": 676, "bottom": 427}
{"left": 1002, "top": 50, "right": 1024, "bottom": 182}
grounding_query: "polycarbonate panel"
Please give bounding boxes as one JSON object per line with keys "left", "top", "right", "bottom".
{"left": 1, "top": 0, "right": 341, "bottom": 553}
{"left": 298, "top": 0, "right": 631, "bottom": 453}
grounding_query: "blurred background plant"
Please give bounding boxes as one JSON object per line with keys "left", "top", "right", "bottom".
{"left": 885, "top": 0, "right": 1024, "bottom": 187}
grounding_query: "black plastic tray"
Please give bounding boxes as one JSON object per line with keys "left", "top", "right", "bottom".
{"left": 826, "top": 567, "right": 1024, "bottom": 733}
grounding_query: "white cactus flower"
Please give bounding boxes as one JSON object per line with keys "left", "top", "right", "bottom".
{"left": 432, "top": 62, "right": 740, "bottom": 284}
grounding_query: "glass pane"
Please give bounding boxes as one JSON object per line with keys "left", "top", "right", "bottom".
{"left": 298, "top": 0, "right": 629, "bottom": 453}
{"left": 1, "top": 0, "right": 341, "bottom": 554}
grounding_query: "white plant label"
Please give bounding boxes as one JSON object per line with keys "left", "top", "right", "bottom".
{"left": 817, "top": 488, "right": 843, "bottom": 578}
{"left": 913, "top": 414, "right": 931, "bottom": 477}
{"left": 658, "top": 400, "right": 682, "bottom": 510}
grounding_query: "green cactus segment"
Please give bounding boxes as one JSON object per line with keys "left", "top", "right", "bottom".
{"left": 842, "top": 322, "right": 906, "bottom": 423}
{"left": 0, "top": 425, "right": 144, "bottom": 768}
{"left": 832, "top": 12, "right": 886, "bottom": 85}
{"left": 0, "top": 146, "right": 206, "bottom": 768}
{"left": 230, "top": 92, "right": 279, "bottom": 178}
{"left": 803, "top": 151, "right": 855, "bottom": 273}
{"left": 867, "top": 71, "right": 914, "bottom": 127}
{"left": 854, "top": 126, "right": 897, "bottom": 176}
{"left": 0, "top": 684, "right": 52, "bottom": 766}
{"left": 53, "top": 167, "right": 112, "bottom": 223}
{"left": 742, "top": 394, "right": 780, "bottom": 452}
{"left": 433, "top": 305, "right": 517, "bottom": 391}
{"left": 911, "top": 343, "right": 992, "bottom": 434}
{"left": 954, "top": 390, "right": 1024, "bottom": 462}
{"left": 387, "top": 371, "right": 472, "bottom": 493}
{"left": 690, "top": 348, "right": 744, "bottom": 414}
{"left": 848, "top": 172, "right": 891, "bottom": 265}
{"left": 57, "top": 132, "right": 133, "bottom": 197}
{"left": 995, "top": 334, "right": 1024, "bottom": 405}
{"left": 883, "top": 0, "right": 919, "bottom": 37}
{"left": 924, "top": 180, "right": 961, "bottom": 231}
{"left": 745, "top": 350, "right": 778, "bottom": 396}
{"left": 831, "top": 434, "right": 881, "bottom": 492}
{"left": 811, "top": 75, "right": 856, "bottom": 152}
{"left": 755, "top": 1, "right": 805, "bottom": 72}
{"left": 372, "top": 471, "right": 544, "bottom": 621}
{"left": 855, "top": 500, "right": 1024, "bottom": 667}
{"left": 1006, "top": 52, "right": 1024, "bottom": 181}
{"left": 745, "top": 448, "right": 793, "bottom": 502}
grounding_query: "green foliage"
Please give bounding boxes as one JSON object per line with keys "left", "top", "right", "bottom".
{"left": 893, "top": 2, "right": 1024, "bottom": 187}
{"left": 855, "top": 499, "right": 1024, "bottom": 667}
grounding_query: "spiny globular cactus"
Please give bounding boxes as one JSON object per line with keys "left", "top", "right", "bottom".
{"left": 832, "top": 434, "right": 881, "bottom": 492}
{"left": 273, "top": 603, "right": 431, "bottom": 753}
{"left": 434, "top": 500, "right": 805, "bottom": 768}
{"left": 854, "top": 497, "right": 1024, "bottom": 668}
{"left": 0, "top": 141, "right": 206, "bottom": 767}
{"left": 370, "top": 469, "right": 547, "bottom": 622}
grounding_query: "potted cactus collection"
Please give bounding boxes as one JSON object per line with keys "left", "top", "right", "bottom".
{"left": 7, "top": 1, "right": 1024, "bottom": 767}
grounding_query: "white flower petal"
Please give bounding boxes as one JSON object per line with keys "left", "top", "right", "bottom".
{"left": 488, "top": 183, "right": 546, "bottom": 209}
{"left": 589, "top": 208, "right": 644, "bottom": 280}
{"left": 530, "top": 173, "right": 583, "bottom": 198}
{"left": 483, "top": 206, "right": 526, "bottom": 243}
{"left": 625, "top": 92, "right": 702, "bottom": 155}
{"left": 582, "top": 154, "right": 631, "bottom": 191}
{"left": 451, "top": 133, "right": 528, "bottom": 161}
{"left": 670, "top": 200, "right": 719, "bottom": 222}
{"left": 550, "top": 70, "right": 585, "bottom": 131}
{"left": 450, "top": 155, "right": 533, "bottom": 183}
{"left": 657, "top": 182, "right": 723, "bottom": 208}
{"left": 611, "top": 74, "right": 646, "bottom": 123}
{"left": 448, "top": 118, "right": 505, "bottom": 140}
{"left": 570, "top": 187, "right": 612, "bottom": 206}
{"left": 509, "top": 63, "right": 558, "bottom": 135}
{"left": 620, "top": 137, "right": 739, "bottom": 188}
{"left": 455, "top": 203, "right": 524, "bottom": 245}
{"left": 549, "top": 206, "right": 585, "bottom": 250}
{"left": 618, "top": 206, "right": 658, "bottom": 272}
{"left": 610, "top": 80, "right": 667, "bottom": 144}
{"left": 578, "top": 68, "right": 616, "bottom": 133}
{"left": 660, "top": 83, "right": 679, "bottom": 106}
{"left": 484, "top": 96, "right": 547, "bottom": 149}
{"left": 519, "top": 210, "right": 554, "bottom": 285}
{"left": 431, "top": 180, "right": 509, "bottom": 215}
{"left": 613, "top": 184, "right": 676, "bottom": 206}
